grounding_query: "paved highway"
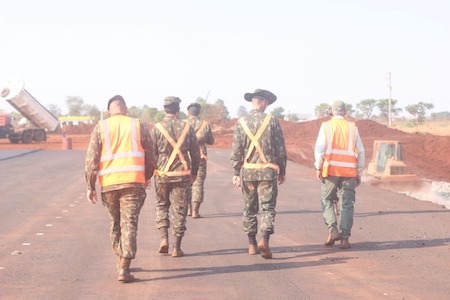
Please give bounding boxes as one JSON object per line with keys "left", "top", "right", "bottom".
{"left": 1, "top": 149, "right": 449, "bottom": 299}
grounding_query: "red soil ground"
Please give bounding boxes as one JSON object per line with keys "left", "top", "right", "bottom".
{"left": 1, "top": 118, "right": 449, "bottom": 183}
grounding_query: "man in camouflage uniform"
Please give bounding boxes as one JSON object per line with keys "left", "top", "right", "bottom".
{"left": 151, "top": 96, "right": 200, "bottom": 257}
{"left": 230, "top": 89, "right": 287, "bottom": 259}
{"left": 85, "top": 95, "right": 155, "bottom": 282}
{"left": 186, "top": 102, "right": 215, "bottom": 218}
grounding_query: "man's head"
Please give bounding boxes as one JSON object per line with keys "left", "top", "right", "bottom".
{"left": 163, "top": 96, "right": 181, "bottom": 114}
{"left": 187, "top": 103, "right": 201, "bottom": 116}
{"left": 331, "top": 100, "right": 347, "bottom": 116}
{"left": 244, "top": 89, "right": 277, "bottom": 105}
{"left": 107, "top": 95, "right": 127, "bottom": 116}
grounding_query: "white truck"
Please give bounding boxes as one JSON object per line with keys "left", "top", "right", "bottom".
{"left": 0, "top": 79, "right": 59, "bottom": 143}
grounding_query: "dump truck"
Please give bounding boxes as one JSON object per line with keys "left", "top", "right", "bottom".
{"left": 365, "top": 140, "right": 430, "bottom": 193}
{"left": 0, "top": 80, "right": 59, "bottom": 143}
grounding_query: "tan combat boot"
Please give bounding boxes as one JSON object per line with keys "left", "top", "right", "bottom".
{"left": 192, "top": 202, "right": 201, "bottom": 218}
{"left": 258, "top": 231, "right": 272, "bottom": 259}
{"left": 325, "top": 228, "right": 341, "bottom": 246}
{"left": 159, "top": 227, "right": 169, "bottom": 254}
{"left": 248, "top": 234, "right": 260, "bottom": 255}
{"left": 117, "top": 257, "right": 135, "bottom": 283}
{"left": 172, "top": 236, "right": 184, "bottom": 257}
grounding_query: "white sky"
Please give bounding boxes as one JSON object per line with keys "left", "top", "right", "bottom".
{"left": 1, "top": 0, "right": 449, "bottom": 117}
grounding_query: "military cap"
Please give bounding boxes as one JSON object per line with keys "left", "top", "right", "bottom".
{"left": 187, "top": 102, "right": 201, "bottom": 111}
{"left": 107, "top": 95, "right": 126, "bottom": 110}
{"left": 244, "top": 89, "right": 277, "bottom": 105}
{"left": 331, "top": 100, "right": 346, "bottom": 115}
{"left": 164, "top": 96, "right": 181, "bottom": 106}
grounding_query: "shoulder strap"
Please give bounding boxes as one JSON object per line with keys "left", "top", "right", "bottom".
{"left": 239, "top": 114, "right": 272, "bottom": 163}
{"left": 155, "top": 122, "right": 191, "bottom": 172}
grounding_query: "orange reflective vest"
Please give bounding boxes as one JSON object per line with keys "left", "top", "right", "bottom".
{"left": 98, "top": 116, "right": 145, "bottom": 187}
{"left": 321, "top": 118, "right": 358, "bottom": 177}
{"left": 240, "top": 115, "right": 280, "bottom": 173}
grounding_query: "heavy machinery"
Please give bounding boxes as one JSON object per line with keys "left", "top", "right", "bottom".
{"left": 0, "top": 80, "right": 59, "bottom": 143}
{"left": 365, "top": 140, "right": 426, "bottom": 192}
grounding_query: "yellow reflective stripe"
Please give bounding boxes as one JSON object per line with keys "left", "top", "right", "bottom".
{"left": 240, "top": 114, "right": 272, "bottom": 163}
{"left": 243, "top": 162, "right": 280, "bottom": 173}
{"left": 99, "top": 165, "right": 145, "bottom": 176}
{"left": 196, "top": 120, "right": 208, "bottom": 140}
{"left": 155, "top": 122, "right": 191, "bottom": 174}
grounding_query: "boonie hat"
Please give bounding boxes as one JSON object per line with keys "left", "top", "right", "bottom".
{"left": 164, "top": 96, "right": 181, "bottom": 107}
{"left": 244, "top": 89, "right": 277, "bottom": 105}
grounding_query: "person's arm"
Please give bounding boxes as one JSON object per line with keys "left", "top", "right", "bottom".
{"left": 230, "top": 120, "right": 244, "bottom": 187}
{"left": 314, "top": 123, "right": 326, "bottom": 182}
{"left": 85, "top": 125, "right": 101, "bottom": 203}
{"left": 140, "top": 123, "right": 156, "bottom": 187}
{"left": 355, "top": 127, "right": 365, "bottom": 186}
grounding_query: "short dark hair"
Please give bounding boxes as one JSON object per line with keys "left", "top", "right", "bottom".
{"left": 107, "top": 95, "right": 126, "bottom": 110}
{"left": 164, "top": 103, "right": 180, "bottom": 114}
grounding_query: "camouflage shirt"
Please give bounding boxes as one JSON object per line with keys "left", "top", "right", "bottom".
{"left": 151, "top": 115, "right": 201, "bottom": 183}
{"left": 187, "top": 115, "right": 215, "bottom": 158}
{"left": 85, "top": 118, "right": 156, "bottom": 193}
{"left": 230, "top": 109, "right": 287, "bottom": 181}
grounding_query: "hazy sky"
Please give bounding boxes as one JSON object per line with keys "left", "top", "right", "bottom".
{"left": 1, "top": 0, "right": 449, "bottom": 117}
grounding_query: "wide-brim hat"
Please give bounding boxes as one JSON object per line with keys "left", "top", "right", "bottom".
{"left": 244, "top": 89, "right": 277, "bottom": 105}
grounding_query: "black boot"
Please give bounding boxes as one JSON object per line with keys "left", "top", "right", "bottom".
{"left": 248, "top": 234, "right": 260, "bottom": 255}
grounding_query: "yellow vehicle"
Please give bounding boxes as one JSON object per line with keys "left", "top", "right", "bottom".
{"left": 365, "top": 140, "right": 428, "bottom": 192}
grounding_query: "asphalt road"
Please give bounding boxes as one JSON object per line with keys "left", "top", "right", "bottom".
{"left": 1, "top": 149, "right": 450, "bottom": 300}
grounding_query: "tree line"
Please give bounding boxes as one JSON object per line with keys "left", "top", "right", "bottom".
{"left": 42, "top": 95, "right": 447, "bottom": 127}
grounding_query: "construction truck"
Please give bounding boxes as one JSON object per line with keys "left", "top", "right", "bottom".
{"left": 0, "top": 80, "right": 59, "bottom": 143}
{"left": 365, "top": 140, "right": 428, "bottom": 193}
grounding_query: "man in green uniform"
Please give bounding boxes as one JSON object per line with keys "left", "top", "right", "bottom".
{"left": 85, "top": 95, "right": 155, "bottom": 282}
{"left": 186, "top": 102, "right": 215, "bottom": 218}
{"left": 230, "top": 89, "right": 287, "bottom": 259}
{"left": 151, "top": 96, "right": 200, "bottom": 257}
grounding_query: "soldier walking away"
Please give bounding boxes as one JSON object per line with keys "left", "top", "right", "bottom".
{"left": 186, "top": 102, "right": 215, "bottom": 218}
{"left": 230, "top": 89, "right": 287, "bottom": 259}
{"left": 85, "top": 95, "right": 155, "bottom": 283}
{"left": 151, "top": 96, "right": 200, "bottom": 257}
{"left": 314, "top": 100, "right": 365, "bottom": 249}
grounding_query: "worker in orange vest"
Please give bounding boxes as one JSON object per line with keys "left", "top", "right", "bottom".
{"left": 314, "top": 100, "right": 365, "bottom": 249}
{"left": 85, "top": 95, "right": 155, "bottom": 282}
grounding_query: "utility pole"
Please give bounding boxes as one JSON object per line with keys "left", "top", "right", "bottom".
{"left": 387, "top": 72, "right": 392, "bottom": 126}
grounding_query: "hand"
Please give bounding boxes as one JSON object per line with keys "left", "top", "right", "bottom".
{"left": 316, "top": 170, "right": 324, "bottom": 183}
{"left": 356, "top": 175, "right": 361, "bottom": 187}
{"left": 145, "top": 179, "right": 151, "bottom": 190}
{"left": 232, "top": 176, "right": 241, "bottom": 188}
{"left": 87, "top": 189, "right": 97, "bottom": 204}
{"left": 189, "top": 175, "right": 197, "bottom": 184}
{"left": 278, "top": 175, "right": 286, "bottom": 185}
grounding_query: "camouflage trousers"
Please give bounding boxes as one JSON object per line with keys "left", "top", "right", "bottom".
{"left": 101, "top": 187, "right": 146, "bottom": 259}
{"left": 321, "top": 175, "right": 356, "bottom": 239}
{"left": 242, "top": 179, "right": 278, "bottom": 236}
{"left": 186, "top": 159, "right": 207, "bottom": 204}
{"left": 155, "top": 181, "right": 189, "bottom": 237}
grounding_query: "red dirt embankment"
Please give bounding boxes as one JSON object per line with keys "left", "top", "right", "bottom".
{"left": 1, "top": 118, "right": 449, "bottom": 183}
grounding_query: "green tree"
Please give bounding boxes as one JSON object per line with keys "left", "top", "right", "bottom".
{"left": 271, "top": 106, "right": 285, "bottom": 119}
{"left": 65, "top": 96, "right": 84, "bottom": 116}
{"left": 315, "top": 103, "right": 331, "bottom": 118}
{"left": 237, "top": 105, "right": 248, "bottom": 118}
{"left": 405, "top": 102, "right": 434, "bottom": 125}
{"left": 47, "top": 103, "right": 62, "bottom": 117}
{"left": 128, "top": 106, "right": 142, "bottom": 118}
{"left": 356, "top": 99, "right": 377, "bottom": 119}
{"left": 285, "top": 112, "right": 299, "bottom": 122}
{"left": 155, "top": 111, "right": 165, "bottom": 122}
{"left": 376, "top": 99, "right": 402, "bottom": 123}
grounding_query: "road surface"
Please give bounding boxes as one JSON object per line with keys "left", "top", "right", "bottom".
{"left": 1, "top": 149, "right": 449, "bottom": 299}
